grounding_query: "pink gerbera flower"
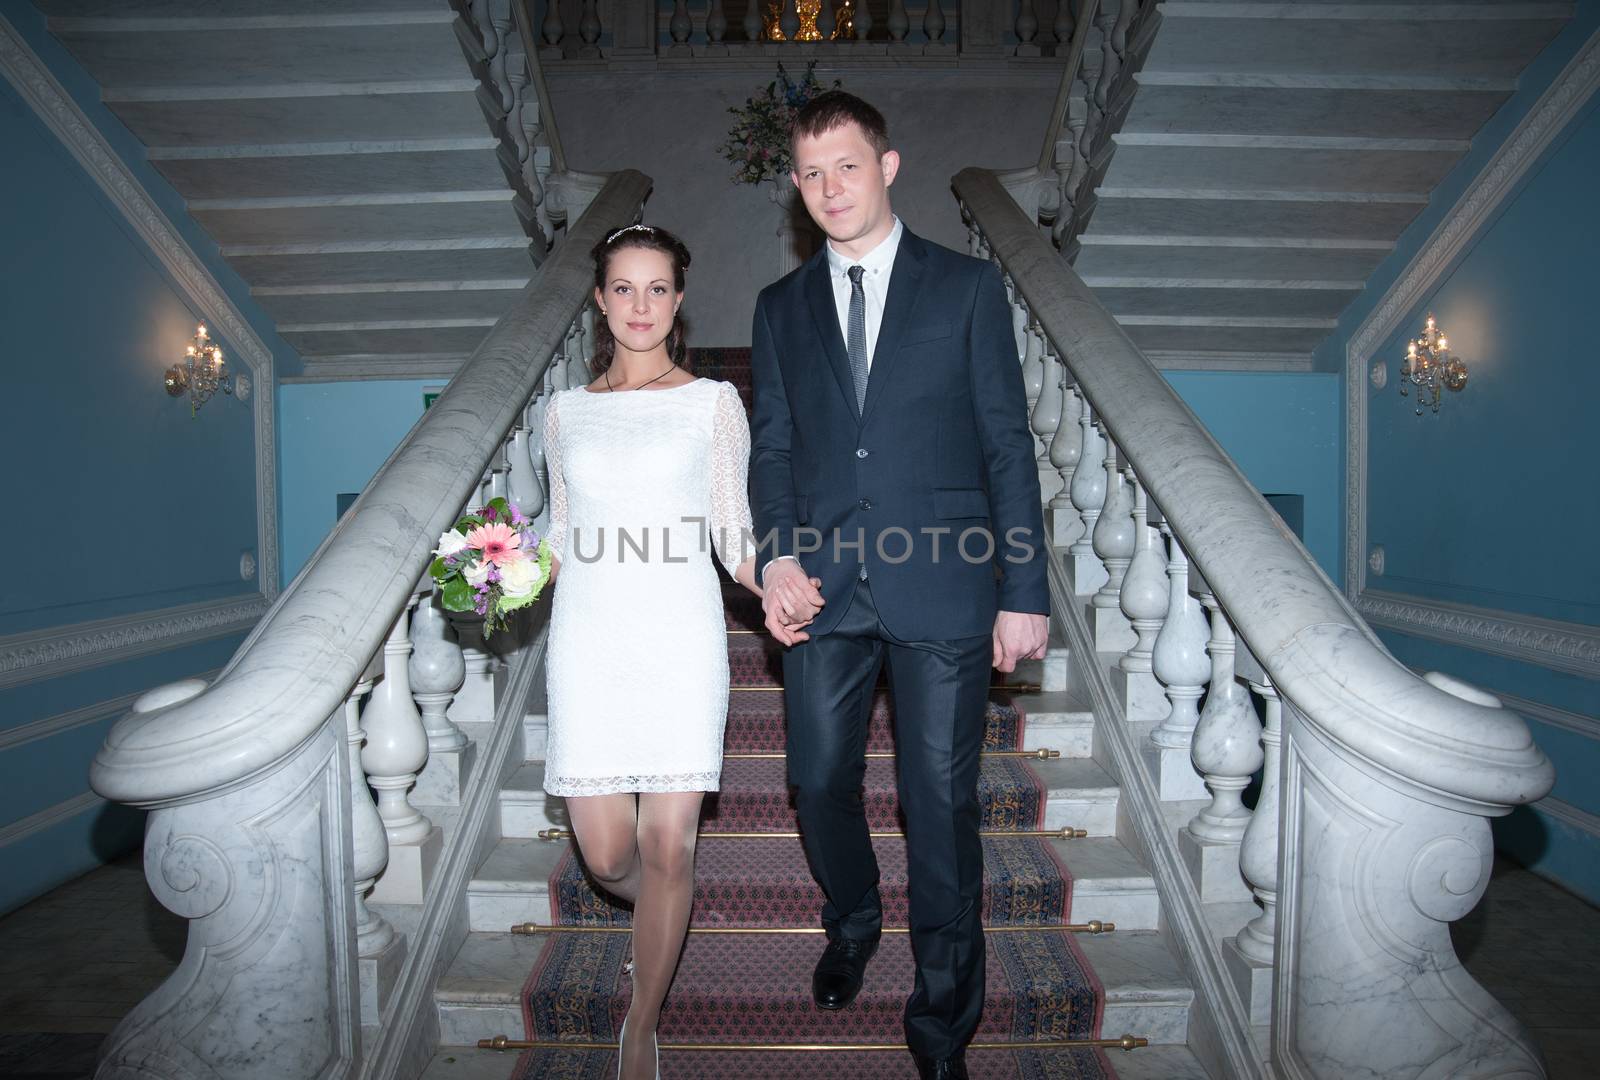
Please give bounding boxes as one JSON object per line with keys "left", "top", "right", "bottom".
{"left": 465, "top": 522, "right": 524, "bottom": 566}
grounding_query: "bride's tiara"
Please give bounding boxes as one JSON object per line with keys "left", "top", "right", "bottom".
{"left": 604, "top": 223, "right": 658, "bottom": 243}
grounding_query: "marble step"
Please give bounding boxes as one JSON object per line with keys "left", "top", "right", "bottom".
{"left": 432, "top": 926, "right": 1193, "bottom": 1048}
{"left": 1088, "top": 279, "right": 1359, "bottom": 320}
{"left": 1084, "top": 188, "right": 1428, "bottom": 242}
{"left": 191, "top": 195, "right": 519, "bottom": 248}
{"left": 1105, "top": 134, "right": 1465, "bottom": 196}
{"left": 1073, "top": 235, "right": 1393, "bottom": 285}
{"left": 254, "top": 283, "right": 527, "bottom": 327}
{"left": 1146, "top": 3, "right": 1567, "bottom": 79}
{"left": 468, "top": 819, "right": 1151, "bottom": 937}
{"left": 103, "top": 82, "right": 485, "bottom": 147}
{"left": 1125, "top": 72, "right": 1513, "bottom": 141}
{"left": 1118, "top": 317, "right": 1333, "bottom": 358}
{"left": 149, "top": 142, "right": 505, "bottom": 202}
{"left": 230, "top": 242, "right": 535, "bottom": 288}
{"left": 47, "top": 17, "right": 469, "bottom": 91}
{"left": 495, "top": 753, "right": 1121, "bottom": 848}
{"left": 419, "top": 1042, "right": 1217, "bottom": 1080}
{"left": 278, "top": 320, "right": 496, "bottom": 357}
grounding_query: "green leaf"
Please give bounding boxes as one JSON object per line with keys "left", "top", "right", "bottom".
{"left": 429, "top": 557, "right": 448, "bottom": 582}
{"left": 440, "top": 575, "right": 473, "bottom": 612}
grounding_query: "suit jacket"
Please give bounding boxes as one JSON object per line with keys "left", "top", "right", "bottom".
{"left": 748, "top": 226, "right": 1050, "bottom": 641}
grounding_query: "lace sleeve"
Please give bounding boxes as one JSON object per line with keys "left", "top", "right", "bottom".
{"left": 710, "top": 381, "right": 754, "bottom": 578}
{"left": 543, "top": 392, "right": 567, "bottom": 562}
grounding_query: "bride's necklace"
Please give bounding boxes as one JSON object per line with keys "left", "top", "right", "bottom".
{"left": 603, "top": 361, "right": 677, "bottom": 393}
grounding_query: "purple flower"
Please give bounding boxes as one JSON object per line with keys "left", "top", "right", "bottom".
{"left": 483, "top": 505, "right": 498, "bottom": 522}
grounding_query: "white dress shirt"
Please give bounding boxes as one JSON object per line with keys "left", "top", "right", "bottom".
{"left": 826, "top": 216, "right": 903, "bottom": 370}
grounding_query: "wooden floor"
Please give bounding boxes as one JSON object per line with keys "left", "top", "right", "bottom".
{"left": 1, "top": 853, "right": 1596, "bottom": 1079}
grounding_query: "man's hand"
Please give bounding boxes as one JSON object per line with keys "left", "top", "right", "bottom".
{"left": 992, "top": 611, "right": 1048, "bottom": 673}
{"left": 763, "top": 560, "right": 826, "bottom": 646}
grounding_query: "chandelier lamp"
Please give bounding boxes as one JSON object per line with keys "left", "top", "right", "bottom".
{"left": 1398, "top": 313, "right": 1467, "bottom": 415}
{"left": 165, "top": 323, "right": 237, "bottom": 417}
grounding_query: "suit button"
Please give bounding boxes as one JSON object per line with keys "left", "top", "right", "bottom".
{"left": 856, "top": 448, "right": 869, "bottom": 459}
{"left": 859, "top": 498, "right": 872, "bottom": 511}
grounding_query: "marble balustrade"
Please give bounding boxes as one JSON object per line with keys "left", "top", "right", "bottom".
{"left": 85, "top": 174, "right": 648, "bottom": 1080}
{"left": 958, "top": 167, "right": 1555, "bottom": 1078}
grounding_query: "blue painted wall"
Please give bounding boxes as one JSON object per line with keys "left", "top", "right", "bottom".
{"left": 1315, "top": 3, "right": 1600, "bottom": 903}
{"left": 0, "top": 5, "right": 298, "bottom": 913}
{"left": 279, "top": 380, "right": 438, "bottom": 588}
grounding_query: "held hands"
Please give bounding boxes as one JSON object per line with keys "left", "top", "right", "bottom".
{"left": 762, "top": 560, "right": 826, "bottom": 646}
{"left": 993, "top": 611, "right": 1049, "bottom": 673}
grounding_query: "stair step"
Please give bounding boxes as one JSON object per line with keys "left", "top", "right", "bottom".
{"left": 255, "top": 283, "right": 524, "bottom": 327}
{"left": 1089, "top": 280, "right": 1359, "bottom": 320}
{"left": 420, "top": 1041, "right": 1216, "bottom": 1079}
{"left": 279, "top": 320, "right": 496, "bottom": 357}
{"left": 1084, "top": 187, "right": 1427, "bottom": 241}
{"left": 1126, "top": 72, "right": 1512, "bottom": 140}
{"left": 1105, "top": 136, "right": 1463, "bottom": 195}
{"left": 150, "top": 143, "right": 505, "bottom": 202}
{"left": 1146, "top": 3, "right": 1567, "bottom": 78}
{"left": 192, "top": 196, "right": 518, "bottom": 249}
{"left": 231, "top": 243, "right": 534, "bottom": 288}
{"left": 1073, "top": 235, "right": 1393, "bottom": 283}
{"left": 468, "top": 823, "right": 1153, "bottom": 935}
{"left": 434, "top": 927, "right": 1192, "bottom": 1047}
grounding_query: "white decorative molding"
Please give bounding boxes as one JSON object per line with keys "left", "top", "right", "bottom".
{"left": 0, "top": 598, "right": 266, "bottom": 691}
{"left": 0, "top": 669, "right": 223, "bottom": 753}
{"left": 1500, "top": 690, "right": 1600, "bottom": 743}
{"left": 1361, "top": 589, "right": 1600, "bottom": 680}
{"left": 1345, "top": 26, "right": 1600, "bottom": 599}
{"left": 1533, "top": 795, "right": 1600, "bottom": 840}
{"left": 0, "top": 790, "right": 106, "bottom": 848}
{"left": 0, "top": 15, "right": 280, "bottom": 599}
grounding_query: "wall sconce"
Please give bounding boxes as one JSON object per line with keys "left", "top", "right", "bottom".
{"left": 1398, "top": 313, "right": 1467, "bottom": 415}
{"left": 165, "top": 323, "right": 238, "bottom": 416}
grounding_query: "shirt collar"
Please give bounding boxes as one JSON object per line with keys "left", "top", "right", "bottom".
{"left": 827, "top": 216, "right": 903, "bottom": 280}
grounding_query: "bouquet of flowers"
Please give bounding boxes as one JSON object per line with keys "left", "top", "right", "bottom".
{"left": 430, "top": 497, "right": 551, "bottom": 638}
{"left": 720, "top": 62, "right": 842, "bottom": 185}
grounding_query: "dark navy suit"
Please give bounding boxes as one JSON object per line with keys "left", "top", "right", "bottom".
{"left": 749, "top": 226, "right": 1049, "bottom": 1058}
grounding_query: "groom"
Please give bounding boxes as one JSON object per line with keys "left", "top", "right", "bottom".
{"left": 748, "top": 91, "right": 1051, "bottom": 1080}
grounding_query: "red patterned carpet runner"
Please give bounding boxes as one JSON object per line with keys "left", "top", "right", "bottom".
{"left": 511, "top": 351, "right": 1117, "bottom": 1078}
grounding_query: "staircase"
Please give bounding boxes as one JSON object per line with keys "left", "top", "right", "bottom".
{"left": 37, "top": 0, "right": 551, "bottom": 380}
{"left": 414, "top": 354, "right": 1211, "bottom": 1078}
{"left": 1064, "top": 0, "right": 1571, "bottom": 368}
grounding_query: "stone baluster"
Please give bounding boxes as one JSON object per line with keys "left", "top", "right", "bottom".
{"left": 1054, "top": 0, "right": 1076, "bottom": 47}
{"left": 1031, "top": 338, "right": 1062, "bottom": 462}
{"left": 854, "top": 0, "right": 873, "bottom": 40}
{"left": 669, "top": 0, "right": 693, "bottom": 51}
{"left": 1180, "top": 584, "right": 1263, "bottom": 904}
{"left": 1016, "top": 0, "right": 1040, "bottom": 56}
{"left": 923, "top": 0, "right": 946, "bottom": 45}
{"left": 1118, "top": 472, "right": 1165, "bottom": 673}
{"left": 527, "top": 389, "right": 550, "bottom": 526}
{"left": 541, "top": 0, "right": 565, "bottom": 50}
{"left": 743, "top": 0, "right": 762, "bottom": 41}
{"left": 508, "top": 412, "right": 543, "bottom": 520}
{"left": 1054, "top": 94, "right": 1090, "bottom": 248}
{"left": 361, "top": 590, "right": 442, "bottom": 903}
{"left": 818, "top": 0, "right": 836, "bottom": 40}
{"left": 344, "top": 671, "right": 393, "bottom": 960}
{"left": 565, "top": 314, "right": 590, "bottom": 388}
{"left": 1230, "top": 669, "right": 1280, "bottom": 1019}
{"left": 411, "top": 585, "right": 475, "bottom": 805}
{"left": 1009, "top": 284, "right": 1029, "bottom": 365}
{"left": 577, "top": 0, "right": 601, "bottom": 56}
{"left": 1021, "top": 318, "right": 1045, "bottom": 415}
{"left": 1090, "top": 440, "right": 1136, "bottom": 653}
{"left": 1078, "top": 28, "right": 1104, "bottom": 156}
{"left": 1147, "top": 527, "right": 1212, "bottom": 799}
{"left": 706, "top": 0, "right": 729, "bottom": 45}
{"left": 548, "top": 337, "right": 570, "bottom": 392}
{"left": 487, "top": 12, "right": 513, "bottom": 111}
{"left": 888, "top": 0, "right": 910, "bottom": 42}
{"left": 1048, "top": 383, "right": 1083, "bottom": 547}
{"left": 1067, "top": 408, "right": 1107, "bottom": 594}
{"left": 486, "top": 437, "right": 510, "bottom": 506}
{"left": 1092, "top": 5, "right": 1118, "bottom": 120}
{"left": 780, "top": 0, "right": 800, "bottom": 40}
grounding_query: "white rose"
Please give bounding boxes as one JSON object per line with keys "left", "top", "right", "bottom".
{"left": 463, "top": 558, "right": 494, "bottom": 588}
{"left": 498, "top": 556, "right": 543, "bottom": 599}
{"left": 435, "top": 529, "right": 468, "bottom": 559}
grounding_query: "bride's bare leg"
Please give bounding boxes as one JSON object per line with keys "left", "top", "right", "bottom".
{"left": 622, "top": 791, "right": 705, "bottom": 1079}
{"left": 565, "top": 793, "right": 642, "bottom": 903}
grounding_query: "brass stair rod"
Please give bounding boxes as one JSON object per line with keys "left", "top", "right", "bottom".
{"left": 480, "top": 1034, "right": 1149, "bottom": 1052}
{"left": 536, "top": 826, "right": 1088, "bottom": 841}
{"left": 722, "top": 748, "right": 1060, "bottom": 760}
{"left": 511, "top": 920, "right": 1115, "bottom": 935}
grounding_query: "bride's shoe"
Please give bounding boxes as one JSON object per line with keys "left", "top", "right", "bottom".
{"left": 616, "top": 1015, "right": 660, "bottom": 1080}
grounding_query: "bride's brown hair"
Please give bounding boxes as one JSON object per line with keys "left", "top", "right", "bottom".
{"left": 590, "top": 224, "right": 691, "bottom": 374}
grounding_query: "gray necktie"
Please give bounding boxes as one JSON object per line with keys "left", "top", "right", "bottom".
{"left": 846, "top": 264, "right": 868, "bottom": 414}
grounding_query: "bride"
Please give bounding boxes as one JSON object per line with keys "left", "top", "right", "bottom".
{"left": 540, "top": 224, "right": 809, "bottom": 1079}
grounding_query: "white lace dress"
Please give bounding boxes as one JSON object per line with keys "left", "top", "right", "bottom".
{"left": 541, "top": 378, "right": 753, "bottom": 797}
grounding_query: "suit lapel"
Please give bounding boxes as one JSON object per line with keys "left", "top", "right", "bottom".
{"left": 859, "top": 229, "right": 928, "bottom": 428}
{"left": 803, "top": 253, "right": 859, "bottom": 418}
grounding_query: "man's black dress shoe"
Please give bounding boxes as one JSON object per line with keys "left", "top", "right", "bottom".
{"left": 811, "top": 935, "right": 878, "bottom": 1010}
{"left": 911, "top": 1051, "right": 969, "bottom": 1079}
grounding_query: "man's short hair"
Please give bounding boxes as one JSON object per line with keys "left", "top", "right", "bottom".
{"left": 790, "top": 90, "right": 891, "bottom": 160}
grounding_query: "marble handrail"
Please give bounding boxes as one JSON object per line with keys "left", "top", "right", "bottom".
{"left": 89, "top": 170, "right": 652, "bottom": 809}
{"left": 953, "top": 165, "right": 1552, "bottom": 812}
